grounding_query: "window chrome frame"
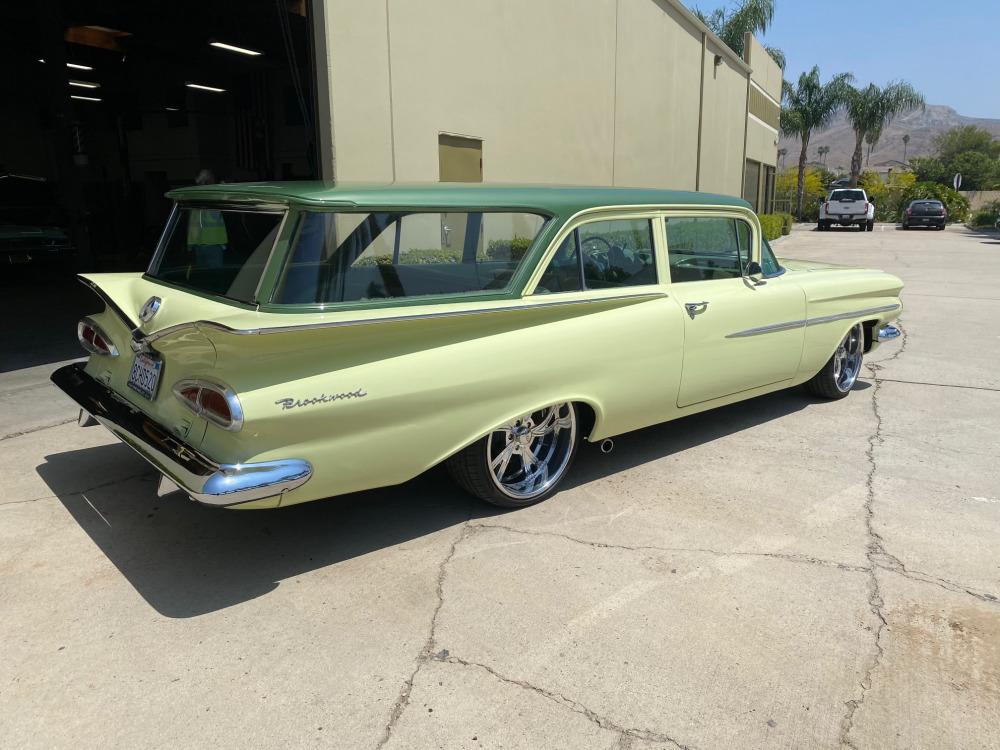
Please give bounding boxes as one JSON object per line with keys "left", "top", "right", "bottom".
{"left": 145, "top": 201, "right": 288, "bottom": 305}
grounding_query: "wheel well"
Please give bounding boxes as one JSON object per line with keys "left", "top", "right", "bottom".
{"left": 861, "top": 319, "right": 879, "bottom": 352}
{"left": 574, "top": 401, "right": 597, "bottom": 441}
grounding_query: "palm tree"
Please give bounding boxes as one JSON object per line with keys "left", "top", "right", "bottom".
{"left": 818, "top": 145, "right": 830, "bottom": 165}
{"left": 694, "top": 0, "right": 785, "bottom": 67}
{"left": 902, "top": 134, "right": 911, "bottom": 163}
{"left": 777, "top": 147, "right": 787, "bottom": 169}
{"left": 780, "top": 67, "right": 854, "bottom": 219}
{"left": 845, "top": 81, "right": 924, "bottom": 186}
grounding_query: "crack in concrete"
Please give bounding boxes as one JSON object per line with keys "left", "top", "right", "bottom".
{"left": 472, "top": 522, "right": 867, "bottom": 573}
{"left": 840, "top": 320, "right": 908, "bottom": 749}
{"left": 1, "top": 417, "right": 76, "bottom": 442}
{"left": 0, "top": 470, "right": 154, "bottom": 508}
{"left": 374, "top": 521, "right": 472, "bottom": 750}
{"left": 438, "top": 653, "right": 692, "bottom": 750}
{"left": 857, "top": 376, "right": 1000, "bottom": 394}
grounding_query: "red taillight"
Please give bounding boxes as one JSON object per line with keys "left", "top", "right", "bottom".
{"left": 906, "top": 208, "right": 912, "bottom": 216}
{"left": 198, "top": 388, "right": 231, "bottom": 423}
{"left": 77, "top": 318, "right": 118, "bottom": 357}
{"left": 824, "top": 202, "right": 830, "bottom": 213}
{"left": 172, "top": 380, "right": 243, "bottom": 431}
{"left": 864, "top": 202, "right": 870, "bottom": 213}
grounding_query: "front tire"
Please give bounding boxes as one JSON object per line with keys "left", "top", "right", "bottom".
{"left": 446, "top": 402, "right": 580, "bottom": 507}
{"left": 806, "top": 323, "right": 864, "bottom": 400}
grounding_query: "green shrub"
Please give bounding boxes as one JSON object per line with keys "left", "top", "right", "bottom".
{"left": 486, "top": 235, "right": 533, "bottom": 261}
{"left": 896, "top": 182, "right": 970, "bottom": 223}
{"left": 758, "top": 214, "right": 784, "bottom": 241}
{"left": 777, "top": 212, "right": 794, "bottom": 235}
{"left": 969, "top": 209, "right": 999, "bottom": 228}
{"left": 355, "top": 248, "right": 462, "bottom": 266}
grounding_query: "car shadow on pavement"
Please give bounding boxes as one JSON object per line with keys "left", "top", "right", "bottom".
{"left": 36, "top": 386, "right": 855, "bottom": 619}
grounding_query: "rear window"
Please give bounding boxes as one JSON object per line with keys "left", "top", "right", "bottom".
{"left": 150, "top": 206, "right": 284, "bottom": 303}
{"left": 913, "top": 201, "right": 943, "bottom": 207}
{"left": 272, "top": 211, "right": 547, "bottom": 304}
{"left": 830, "top": 190, "right": 865, "bottom": 201}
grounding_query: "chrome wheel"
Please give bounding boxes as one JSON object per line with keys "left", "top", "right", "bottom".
{"left": 833, "top": 324, "right": 863, "bottom": 392}
{"left": 487, "top": 403, "right": 577, "bottom": 501}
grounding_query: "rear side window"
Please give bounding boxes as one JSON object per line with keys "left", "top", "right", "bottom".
{"left": 665, "top": 217, "right": 750, "bottom": 283}
{"left": 535, "top": 218, "right": 656, "bottom": 293}
{"left": 272, "top": 211, "right": 546, "bottom": 304}
{"left": 151, "top": 207, "right": 284, "bottom": 303}
{"left": 830, "top": 190, "right": 865, "bottom": 201}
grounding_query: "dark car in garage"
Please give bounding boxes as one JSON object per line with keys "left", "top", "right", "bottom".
{"left": 0, "top": 174, "right": 74, "bottom": 270}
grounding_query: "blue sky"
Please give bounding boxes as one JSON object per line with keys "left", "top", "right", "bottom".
{"left": 754, "top": 0, "right": 1000, "bottom": 119}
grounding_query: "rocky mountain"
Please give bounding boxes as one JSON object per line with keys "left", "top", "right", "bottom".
{"left": 778, "top": 104, "right": 1000, "bottom": 173}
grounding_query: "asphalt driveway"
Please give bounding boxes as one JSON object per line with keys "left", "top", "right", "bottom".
{"left": 2, "top": 224, "right": 998, "bottom": 749}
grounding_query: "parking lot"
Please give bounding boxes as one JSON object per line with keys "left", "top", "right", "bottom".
{"left": 2, "top": 223, "right": 999, "bottom": 749}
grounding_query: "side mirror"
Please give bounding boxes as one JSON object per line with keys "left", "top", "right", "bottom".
{"left": 745, "top": 261, "right": 763, "bottom": 276}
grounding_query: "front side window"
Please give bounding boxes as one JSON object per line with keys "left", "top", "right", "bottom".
{"left": 665, "top": 217, "right": 751, "bottom": 283}
{"left": 535, "top": 218, "right": 656, "bottom": 293}
{"left": 272, "top": 211, "right": 546, "bottom": 304}
{"left": 150, "top": 206, "right": 284, "bottom": 303}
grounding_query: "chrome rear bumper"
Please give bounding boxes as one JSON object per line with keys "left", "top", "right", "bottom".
{"left": 51, "top": 364, "right": 312, "bottom": 507}
{"left": 877, "top": 324, "right": 902, "bottom": 342}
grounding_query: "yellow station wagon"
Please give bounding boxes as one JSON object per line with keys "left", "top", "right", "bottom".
{"left": 53, "top": 183, "right": 902, "bottom": 509}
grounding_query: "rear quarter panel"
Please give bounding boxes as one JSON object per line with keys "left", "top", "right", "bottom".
{"left": 200, "top": 293, "right": 684, "bottom": 506}
{"left": 788, "top": 267, "right": 903, "bottom": 380}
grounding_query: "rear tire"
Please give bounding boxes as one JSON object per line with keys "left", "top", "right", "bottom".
{"left": 806, "top": 323, "right": 864, "bottom": 400}
{"left": 866, "top": 220, "right": 875, "bottom": 232}
{"left": 446, "top": 402, "right": 580, "bottom": 508}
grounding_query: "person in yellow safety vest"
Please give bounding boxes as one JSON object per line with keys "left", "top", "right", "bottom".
{"left": 188, "top": 169, "right": 228, "bottom": 269}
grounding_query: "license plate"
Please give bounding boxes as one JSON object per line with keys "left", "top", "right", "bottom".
{"left": 127, "top": 353, "right": 162, "bottom": 400}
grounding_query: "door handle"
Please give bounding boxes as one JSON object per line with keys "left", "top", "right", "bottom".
{"left": 684, "top": 301, "right": 709, "bottom": 318}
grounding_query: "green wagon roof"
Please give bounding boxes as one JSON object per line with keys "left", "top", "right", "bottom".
{"left": 167, "top": 181, "right": 750, "bottom": 215}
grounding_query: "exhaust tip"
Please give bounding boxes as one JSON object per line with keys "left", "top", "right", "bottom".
{"left": 599, "top": 438, "right": 614, "bottom": 454}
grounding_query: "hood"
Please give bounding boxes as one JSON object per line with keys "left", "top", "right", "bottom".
{"left": 780, "top": 258, "right": 857, "bottom": 272}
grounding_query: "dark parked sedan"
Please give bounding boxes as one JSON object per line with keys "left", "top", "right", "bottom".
{"left": 901, "top": 199, "right": 947, "bottom": 230}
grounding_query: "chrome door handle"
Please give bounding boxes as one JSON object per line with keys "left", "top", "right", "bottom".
{"left": 684, "top": 301, "right": 709, "bottom": 318}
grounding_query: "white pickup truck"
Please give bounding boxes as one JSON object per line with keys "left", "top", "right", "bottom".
{"left": 818, "top": 188, "right": 875, "bottom": 232}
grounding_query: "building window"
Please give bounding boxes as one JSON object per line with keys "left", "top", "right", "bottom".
{"left": 743, "top": 159, "right": 762, "bottom": 212}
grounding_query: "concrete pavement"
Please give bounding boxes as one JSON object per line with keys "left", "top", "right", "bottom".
{"left": 1, "top": 224, "right": 998, "bottom": 749}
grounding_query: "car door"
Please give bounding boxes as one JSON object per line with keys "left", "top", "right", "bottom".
{"left": 665, "top": 215, "right": 805, "bottom": 408}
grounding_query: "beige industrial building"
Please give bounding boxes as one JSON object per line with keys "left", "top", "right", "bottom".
{"left": 312, "top": 0, "right": 781, "bottom": 210}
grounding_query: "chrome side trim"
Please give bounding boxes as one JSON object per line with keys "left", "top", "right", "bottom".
{"left": 806, "top": 304, "right": 901, "bottom": 327}
{"left": 141, "top": 291, "right": 669, "bottom": 344}
{"left": 725, "top": 303, "right": 900, "bottom": 339}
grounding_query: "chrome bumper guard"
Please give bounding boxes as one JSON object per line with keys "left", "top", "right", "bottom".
{"left": 50, "top": 364, "right": 312, "bottom": 507}
{"left": 877, "top": 324, "right": 901, "bottom": 342}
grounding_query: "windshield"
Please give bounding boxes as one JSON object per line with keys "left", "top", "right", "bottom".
{"left": 149, "top": 206, "right": 284, "bottom": 303}
{"left": 830, "top": 190, "right": 865, "bottom": 201}
{"left": 272, "top": 211, "right": 547, "bottom": 304}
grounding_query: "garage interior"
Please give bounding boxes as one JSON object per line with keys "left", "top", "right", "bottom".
{"left": 0, "top": 0, "right": 317, "bottom": 371}
{"left": 1, "top": 0, "right": 317, "bottom": 272}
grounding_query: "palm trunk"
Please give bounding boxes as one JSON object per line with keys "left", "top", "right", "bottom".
{"left": 796, "top": 134, "right": 810, "bottom": 221}
{"left": 849, "top": 129, "right": 865, "bottom": 187}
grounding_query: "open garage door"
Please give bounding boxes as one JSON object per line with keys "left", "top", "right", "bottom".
{"left": 0, "top": 0, "right": 318, "bottom": 274}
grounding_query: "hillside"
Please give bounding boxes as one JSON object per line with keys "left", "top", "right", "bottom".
{"left": 778, "top": 104, "right": 1000, "bottom": 173}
